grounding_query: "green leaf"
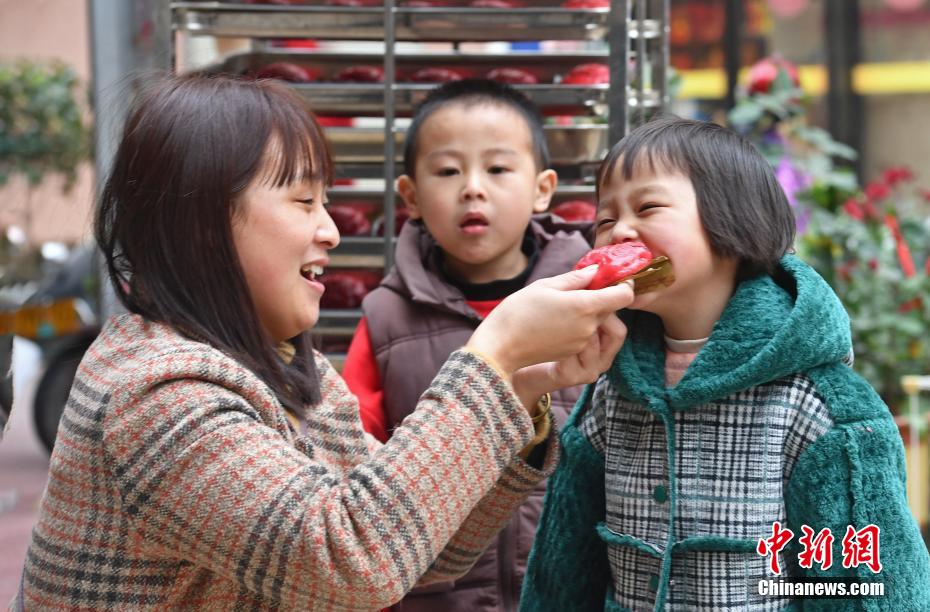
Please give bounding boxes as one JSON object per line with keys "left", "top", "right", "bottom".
{"left": 0, "top": 59, "right": 91, "bottom": 192}
{"left": 728, "top": 101, "right": 765, "bottom": 127}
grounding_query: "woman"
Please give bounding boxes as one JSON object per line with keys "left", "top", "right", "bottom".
{"left": 15, "top": 74, "right": 632, "bottom": 611}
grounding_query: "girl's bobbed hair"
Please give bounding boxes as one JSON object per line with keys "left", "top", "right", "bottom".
{"left": 597, "top": 115, "right": 796, "bottom": 281}
{"left": 95, "top": 73, "right": 333, "bottom": 414}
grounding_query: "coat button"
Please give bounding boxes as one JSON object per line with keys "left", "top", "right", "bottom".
{"left": 649, "top": 574, "right": 659, "bottom": 592}
{"left": 653, "top": 484, "right": 667, "bottom": 503}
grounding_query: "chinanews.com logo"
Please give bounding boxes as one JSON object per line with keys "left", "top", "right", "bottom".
{"left": 757, "top": 578, "right": 884, "bottom": 599}
{"left": 755, "top": 522, "right": 885, "bottom": 599}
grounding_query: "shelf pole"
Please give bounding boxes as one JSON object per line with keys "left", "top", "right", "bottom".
{"left": 635, "top": 0, "right": 647, "bottom": 126}
{"left": 608, "top": 0, "right": 630, "bottom": 145}
{"left": 657, "top": 0, "right": 670, "bottom": 111}
{"left": 383, "top": 0, "right": 398, "bottom": 271}
{"left": 723, "top": 0, "right": 743, "bottom": 111}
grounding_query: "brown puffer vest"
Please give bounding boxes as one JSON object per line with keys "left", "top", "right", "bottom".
{"left": 362, "top": 215, "right": 592, "bottom": 612}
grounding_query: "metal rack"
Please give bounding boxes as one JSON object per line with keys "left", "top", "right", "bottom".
{"left": 169, "top": 0, "right": 669, "bottom": 360}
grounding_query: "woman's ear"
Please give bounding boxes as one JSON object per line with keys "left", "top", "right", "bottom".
{"left": 396, "top": 175, "right": 422, "bottom": 219}
{"left": 534, "top": 169, "right": 558, "bottom": 214}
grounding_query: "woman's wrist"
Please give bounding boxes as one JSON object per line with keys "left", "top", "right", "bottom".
{"left": 463, "top": 333, "right": 518, "bottom": 383}
{"left": 512, "top": 366, "right": 554, "bottom": 416}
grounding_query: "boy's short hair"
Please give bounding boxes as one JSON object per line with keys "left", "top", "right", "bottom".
{"left": 597, "top": 115, "right": 796, "bottom": 280}
{"left": 403, "top": 79, "right": 550, "bottom": 176}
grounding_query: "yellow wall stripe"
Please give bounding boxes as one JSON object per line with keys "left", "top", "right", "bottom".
{"left": 678, "top": 62, "right": 930, "bottom": 99}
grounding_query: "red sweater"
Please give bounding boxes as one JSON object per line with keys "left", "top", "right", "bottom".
{"left": 343, "top": 299, "right": 502, "bottom": 442}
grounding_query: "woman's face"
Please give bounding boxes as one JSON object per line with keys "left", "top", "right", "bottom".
{"left": 232, "top": 174, "right": 339, "bottom": 343}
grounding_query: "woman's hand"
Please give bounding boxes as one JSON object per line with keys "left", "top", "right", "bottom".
{"left": 465, "top": 265, "right": 635, "bottom": 379}
{"left": 511, "top": 312, "right": 627, "bottom": 410}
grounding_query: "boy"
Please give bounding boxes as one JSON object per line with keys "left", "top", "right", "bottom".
{"left": 521, "top": 117, "right": 930, "bottom": 610}
{"left": 342, "top": 79, "right": 592, "bottom": 611}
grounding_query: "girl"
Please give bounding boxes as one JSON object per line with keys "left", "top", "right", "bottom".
{"left": 15, "top": 74, "right": 633, "bottom": 610}
{"left": 522, "top": 116, "right": 930, "bottom": 611}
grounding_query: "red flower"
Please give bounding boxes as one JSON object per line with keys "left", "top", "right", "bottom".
{"left": 747, "top": 56, "right": 800, "bottom": 95}
{"left": 919, "top": 189, "right": 930, "bottom": 204}
{"left": 883, "top": 166, "right": 914, "bottom": 186}
{"left": 838, "top": 260, "right": 857, "bottom": 281}
{"left": 884, "top": 213, "right": 916, "bottom": 278}
{"left": 843, "top": 198, "right": 865, "bottom": 221}
{"left": 868, "top": 258, "right": 878, "bottom": 271}
{"left": 862, "top": 199, "right": 879, "bottom": 221}
{"left": 925, "top": 255, "right": 930, "bottom": 276}
{"left": 864, "top": 180, "right": 891, "bottom": 202}
{"left": 899, "top": 298, "right": 922, "bottom": 314}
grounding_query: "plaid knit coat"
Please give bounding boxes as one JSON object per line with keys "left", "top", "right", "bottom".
{"left": 522, "top": 256, "right": 930, "bottom": 611}
{"left": 17, "top": 314, "right": 559, "bottom": 610}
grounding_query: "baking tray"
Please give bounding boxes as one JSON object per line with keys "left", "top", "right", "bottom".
{"left": 206, "top": 49, "right": 617, "bottom": 114}
{"left": 201, "top": 50, "right": 660, "bottom": 115}
{"left": 173, "top": 2, "right": 661, "bottom": 43}
{"left": 299, "top": 82, "right": 657, "bottom": 116}
{"left": 325, "top": 124, "right": 607, "bottom": 164}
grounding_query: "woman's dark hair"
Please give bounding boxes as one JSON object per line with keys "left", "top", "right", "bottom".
{"left": 403, "top": 78, "right": 550, "bottom": 177}
{"left": 95, "top": 73, "right": 333, "bottom": 413}
{"left": 597, "top": 115, "right": 796, "bottom": 280}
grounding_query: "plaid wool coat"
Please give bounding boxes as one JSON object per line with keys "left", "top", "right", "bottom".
{"left": 522, "top": 256, "right": 930, "bottom": 611}
{"left": 16, "top": 314, "right": 558, "bottom": 610}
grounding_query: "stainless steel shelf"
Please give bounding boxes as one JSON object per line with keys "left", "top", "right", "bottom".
{"left": 327, "top": 124, "right": 609, "bottom": 164}
{"left": 205, "top": 49, "right": 639, "bottom": 115}
{"left": 173, "top": 3, "right": 661, "bottom": 42}
{"left": 170, "top": 0, "right": 667, "bottom": 314}
{"left": 290, "top": 82, "right": 657, "bottom": 115}
{"left": 329, "top": 237, "right": 392, "bottom": 268}
{"left": 314, "top": 309, "right": 363, "bottom": 336}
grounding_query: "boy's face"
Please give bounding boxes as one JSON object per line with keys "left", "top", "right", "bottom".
{"left": 397, "top": 102, "right": 556, "bottom": 284}
{"left": 594, "top": 158, "right": 738, "bottom": 335}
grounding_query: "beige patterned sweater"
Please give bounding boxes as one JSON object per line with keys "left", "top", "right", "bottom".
{"left": 17, "top": 314, "right": 558, "bottom": 610}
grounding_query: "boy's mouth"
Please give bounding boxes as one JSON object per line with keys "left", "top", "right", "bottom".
{"left": 459, "top": 212, "right": 489, "bottom": 234}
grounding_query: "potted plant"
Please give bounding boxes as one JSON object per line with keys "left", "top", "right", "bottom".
{"left": 729, "top": 55, "right": 930, "bottom": 538}
{"left": 0, "top": 59, "right": 91, "bottom": 246}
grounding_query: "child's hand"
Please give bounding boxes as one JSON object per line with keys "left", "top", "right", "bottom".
{"left": 512, "top": 312, "right": 628, "bottom": 408}
{"left": 465, "top": 266, "right": 634, "bottom": 379}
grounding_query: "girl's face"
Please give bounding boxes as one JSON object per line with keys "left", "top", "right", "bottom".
{"left": 595, "top": 159, "right": 738, "bottom": 334}
{"left": 232, "top": 173, "right": 339, "bottom": 343}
